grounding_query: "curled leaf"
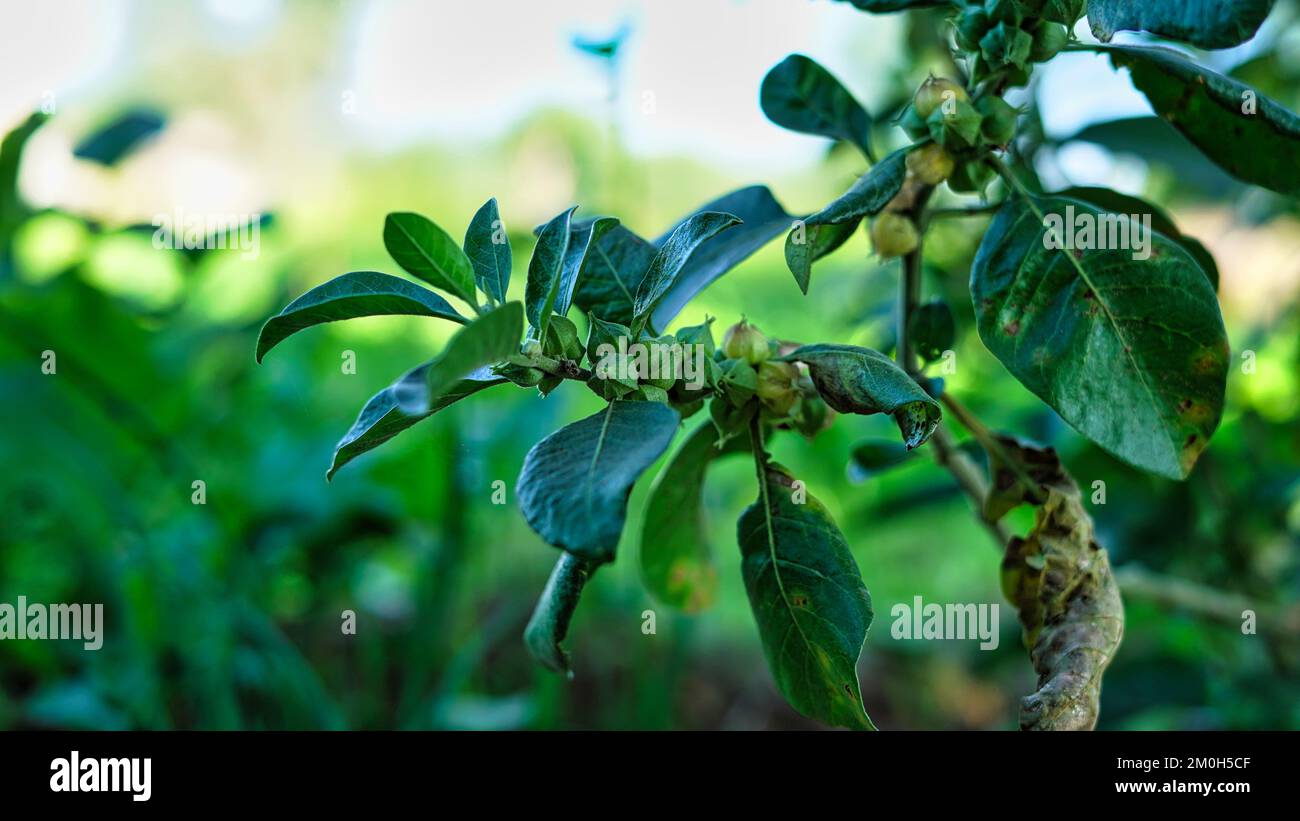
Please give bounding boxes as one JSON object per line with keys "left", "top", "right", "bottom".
{"left": 524, "top": 552, "right": 595, "bottom": 676}
{"left": 989, "top": 438, "right": 1125, "bottom": 731}
{"left": 780, "top": 343, "right": 940, "bottom": 449}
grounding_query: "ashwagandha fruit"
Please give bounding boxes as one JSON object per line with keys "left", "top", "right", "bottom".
{"left": 755, "top": 360, "right": 800, "bottom": 416}
{"left": 912, "top": 76, "right": 968, "bottom": 119}
{"left": 980, "top": 22, "right": 1033, "bottom": 70}
{"left": 926, "top": 98, "right": 983, "bottom": 150}
{"left": 721, "top": 320, "right": 771, "bottom": 366}
{"left": 870, "top": 213, "right": 920, "bottom": 257}
{"left": 906, "top": 143, "right": 956, "bottom": 185}
{"left": 977, "top": 95, "right": 1019, "bottom": 145}
{"left": 985, "top": 0, "right": 1023, "bottom": 27}
{"left": 947, "top": 158, "right": 995, "bottom": 194}
{"left": 1029, "top": 20, "right": 1069, "bottom": 62}
{"left": 899, "top": 104, "right": 930, "bottom": 140}
{"left": 954, "top": 6, "right": 990, "bottom": 52}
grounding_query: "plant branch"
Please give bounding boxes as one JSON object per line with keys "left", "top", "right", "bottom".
{"left": 939, "top": 391, "right": 1047, "bottom": 504}
{"left": 929, "top": 424, "right": 1010, "bottom": 545}
{"left": 509, "top": 351, "right": 593, "bottom": 382}
{"left": 924, "top": 203, "right": 1003, "bottom": 226}
{"left": 1113, "top": 565, "right": 1300, "bottom": 639}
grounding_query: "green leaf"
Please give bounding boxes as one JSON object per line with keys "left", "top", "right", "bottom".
{"left": 524, "top": 552, "right": 595, "bottom": 676}
{"left": 971, "top": 195, "right": 1228, "bottom": 479}
{"left": 572, "top": 225, "right": 657, "bottom": 326}
{"left": 780, "top": 344, "right": 941, "bottom": 449}
{"left": 463, "top": 197, "right": 511, "bottom": 306}
{"left": 674, "top": 317, "right": 716, "bottom": 355}
{"left": 0, "top": 112, "right": 48, "bottom": 274}
{"left": 517, "top": 400, "right": 680, "bottom": 564}
{"left": 1089, "top": 0, "right": 1275, "bottom": 50}
{"left": 761, "top": 54, "right": 873, "bottom": 159}
{"left": 738, "top": 455, "right": 875, "bottom": 730}
{"left": 710, "top": 396, "right": 757, "bottom": 446}
{"left": 649, "top": 186, "right": 794, "bottom": 331}
{"left": 383, "top": 212, "right": 479, "bottom": 307}
{"left": 1056, "top": 186, "right": 1220, "bottom": 290}
{"left": 256, "top": 271, "right": 468, "bottom": 363}
{"left": 785, "top": 219, "right": 860, "bottom": 295}
{"left": 805, "top": 146, "right": 909, "bottom": 225}
{"left": 641, "top": 422, "right": 746, "bottom": 612}
{"left": 328, "top": 365, "right": 503, "bottom": 480}
{"left": 632, "top": 211, "right": 742, "bottom": 333}
{"left": 585, "top": 315, "right": 633, "bottom": 364}
{"left": 1100, "top": 44, "right": 1300, "bottom": 196}
{"left": 847, "top": 440, "right": 917, "bottom": 482}
{"left": 558, "top": 216, "right": 620, "bottom": 317}
{"left": 524, "top": 206, "right": 577, "bottom": 338}
{"left": 542, "top": 314, "right": 584, "bottom": 362}
{"left": 907, "top": 301, "right": 955, "bottom": 363}
{"left": 73, "top": 109, "right": 165, "bottom": 166}
{"left": 396, "top": 301, "right": 523, "bottom": 414}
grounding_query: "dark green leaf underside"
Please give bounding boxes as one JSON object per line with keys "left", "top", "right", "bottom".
{"left": 1089, "top": 0, "right": 1275, "bottom": 50}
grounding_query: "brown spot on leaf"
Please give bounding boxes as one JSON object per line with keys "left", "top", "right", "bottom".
{"left": 1003, "top": 319, "right": 1021, "bottom": 336}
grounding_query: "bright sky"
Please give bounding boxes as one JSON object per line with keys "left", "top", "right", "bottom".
{"left": 0, "top": 0, "right": 1175, "bottom": 176}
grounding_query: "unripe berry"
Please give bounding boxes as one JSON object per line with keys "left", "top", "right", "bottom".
{"left": 980, "top": 22, "right": 1033, "bottom": 70}
{"left": 976, "top": 95, "right": 1019, "bottom": 145}
{"left": 906, "top": 143, "right": 955, "bottom": 185}
{"left": 954, "top": 6, "right": 990, "bottom": 52}
{"left": 721, "top": 320, "right": 770, "bottom": 365}
{"left": 870, "top": 213, "right": 920, "bottom": 258}
{"left": 912, "top": 77, "right": 968, "bottom": 120}
{"left": 1029, "top": 20, "right": 1069, "bottom": 62}
{"left": 984, "top": 0, "right": 1022, "bottom": 26}
{"left": 899, "top": 105, "right": 930, "bottom": 140}
{"left": 755, "top": 360, "right": 800, "bottom": 417}
{"left": 947, "top": 159, "right": 995, "bottom": 194}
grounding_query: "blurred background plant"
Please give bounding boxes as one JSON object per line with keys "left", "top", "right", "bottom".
{"left": 0, "top": 0, "right": 1297, "bottom": 730}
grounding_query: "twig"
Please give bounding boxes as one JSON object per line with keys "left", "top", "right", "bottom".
{"left": 1113, "top": 565, "right": 1300, "bottom": 640}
